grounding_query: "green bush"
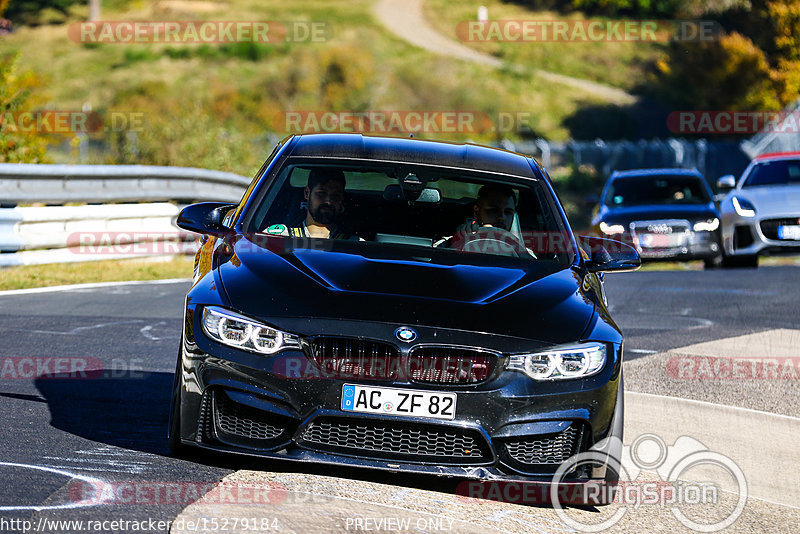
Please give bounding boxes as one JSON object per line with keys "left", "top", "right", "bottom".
{"left": 123, "top": 48, "right": 158, "bottom": 64}
{"left": 0, "top": 53, "right": 49, "bottom": 163}
{"left": 3, "top": 0, "right": 83, "bottom": 25}
{"left": 572, "top": 0, "right": 684, "bottom": 17}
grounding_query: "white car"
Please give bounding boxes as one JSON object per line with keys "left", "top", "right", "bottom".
{"left": 717, "top": 152, "right": 800, "bottom": 267}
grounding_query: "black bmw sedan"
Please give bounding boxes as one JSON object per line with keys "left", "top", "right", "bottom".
{"left": 170, "top": 133, "right": 639, "bottom": 494}
{"left": 592, "top": 168, "right": 722, "bottom": 268}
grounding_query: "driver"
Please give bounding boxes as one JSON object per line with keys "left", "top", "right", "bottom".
{"left": 471, "top": 183, "right": 517, "bottom": 231}
{"left": 435, "top": 184, "right": 522, "bottom": 248}
{"left": 265, "top": 168, "right": 360, "bottom": 240}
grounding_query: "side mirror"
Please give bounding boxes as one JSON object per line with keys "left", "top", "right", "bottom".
{"left": 716, "top": 175, "right": 736, "bottom": 192}
{"left": 580, "top": 236, "right": 640, "bottom": 273}
{"left": 176, "top": 202, "right": 237, "bottom": 238}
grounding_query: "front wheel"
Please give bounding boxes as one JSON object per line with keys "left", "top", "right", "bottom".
{"left": 703, "top": 255, "right": 723, "bottom": 269}
{"left": 167, "top": 343, "right": 187, "bottom": 456}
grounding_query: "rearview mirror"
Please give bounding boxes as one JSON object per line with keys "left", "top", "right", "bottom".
{"left": 382, "top": 184, "right": 441, "bottom": 203}
{"left": 580, "top": 236, "right": 641, "bottom": 273}
{"left": 176, "top": 202, "right": 237, "bottom": 238}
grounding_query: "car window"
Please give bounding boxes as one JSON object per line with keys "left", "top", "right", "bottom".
{"left": 743, "top": 159, "right": 800, "bottom": 187}
{"left": 248, "top": 160, "right": 576, "bottom": 266}
{"left": 604, "top": 175, "right": 710, "bottom": 206}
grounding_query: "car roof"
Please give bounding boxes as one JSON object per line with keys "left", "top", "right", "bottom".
{"left": 286, "top": 133, "right": 539, "bottom": 179}
{"left": 609, "top": 168, "right": 703, "bottom": 179}
{"left": 753, "top": 151, "right": 800, "bottom": 161}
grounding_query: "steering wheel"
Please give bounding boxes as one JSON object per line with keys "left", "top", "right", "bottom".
{"left": 450, "top": 226, "right": 530, "bottom": 257}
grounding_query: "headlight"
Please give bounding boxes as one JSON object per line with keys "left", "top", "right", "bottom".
{"left": 693, "top": 218, "right": 719, "bottom": 232}
{"left": 599, "top": 222, "right": 625, "bottom": 235}
{"left": 201, "top": 306, "right": 300, "bottom": 355}
{"left": 732, "top": 197, "right": 756, "bottom": 217}
{"left": 507, "top": 342, "right": 607, "bottom": 380}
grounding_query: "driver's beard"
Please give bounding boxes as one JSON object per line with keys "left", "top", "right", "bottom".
{"left": 309, "top": 204, "right": 338, "bottom": 225}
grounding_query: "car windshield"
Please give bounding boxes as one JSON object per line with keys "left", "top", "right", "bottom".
{"left": 246, "top": 160, "right": 576, "bottom": 266}
{"left": 604, "top": 175, "right": 711, "bottom": 207}
{"left": 743, "top": 159, "right": 800, "bottom": 187}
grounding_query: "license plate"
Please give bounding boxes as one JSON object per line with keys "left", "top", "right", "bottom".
{"left": 637, "top": 233, "right": 679, "bottom": 248}
{"left": 341, "top": 384, "right": 456, "bottom": 420}
{"left": 777, "top": 225, "right": 800, "bottom": 240}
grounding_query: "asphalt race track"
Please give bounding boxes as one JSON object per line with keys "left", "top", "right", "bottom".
{"left": 0, "top": 267, "right": 798, "bottom": 533}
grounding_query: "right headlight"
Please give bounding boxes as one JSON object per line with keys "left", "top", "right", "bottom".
{"left": 599, "top": 222, "right": 625, "bottom": 235}
{"left": 507, "top": 342, "right": 607, "bottom": 380}
{"left": 692, "top": 218, "right": 719, "bottom": 232}
{"left": 201, "top": 306, "right": 300, "bottom": 355}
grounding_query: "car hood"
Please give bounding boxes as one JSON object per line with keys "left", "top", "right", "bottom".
{"left": 597, "top": 203, "right": 717, "bottom": 226}
{"left": 215, "top": 236, "right": 596, "bottom": 344}
{"left": 737, "top": 185, "right": 800, "bottom": 213}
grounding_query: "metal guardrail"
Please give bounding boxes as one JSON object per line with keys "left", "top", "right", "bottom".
{"left": 0, "top": 203, "right": 201, "bottom": 267}
{"left": 0, "top": 163, "right": 251, "bottom": 205}
{"left": 0, "top": 164, "right": 250, "bottom": 267}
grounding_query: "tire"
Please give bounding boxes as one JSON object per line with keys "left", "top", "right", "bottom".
{"left": 167, "top": 343, "right": 187, "bottom": 456}
{"left": 722, "top": 253, "right": 758, "bottom": 268}
{"left": 703, "top": 255, "right": 723, "bottom": 269}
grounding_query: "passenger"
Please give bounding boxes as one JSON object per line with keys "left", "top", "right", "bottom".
{"left": 265, "top": 169, "right": 359, "bottom": 240}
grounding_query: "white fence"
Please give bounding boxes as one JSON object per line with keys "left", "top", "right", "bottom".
{"left": 0, "top": 164, "right": 250, "bottom": 267}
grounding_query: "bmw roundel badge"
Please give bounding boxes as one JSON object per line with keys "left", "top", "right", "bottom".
{"left": 395, "top": 327, "right": 417, "bottom": 343}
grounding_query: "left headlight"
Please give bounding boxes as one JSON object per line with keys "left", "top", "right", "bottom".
{"left": 507, "top": 342, "right": 607, "bottom": 380}
{"left": 201, "top": 306, "right": 300, "bottom": 355}
{"left": 732, "top": 197, "right": 756, "bottom": 217}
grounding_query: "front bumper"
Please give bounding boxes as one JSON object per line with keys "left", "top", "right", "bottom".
{"left": 722, "top": 212, "right": 800, "bottom": 257}
{"left": 176, "top": 310, "right": 623, "bottom": 482}
{"left": 600, "top": 227, "right": 721, "bottom": 262}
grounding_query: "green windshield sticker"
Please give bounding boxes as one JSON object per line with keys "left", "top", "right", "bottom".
{"left": 266, "top": 224, "right": 286, "bottom": 235}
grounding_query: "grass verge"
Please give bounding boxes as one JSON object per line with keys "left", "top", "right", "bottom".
{"left": 0, "top": 256, "right": 193, "bottom": 290}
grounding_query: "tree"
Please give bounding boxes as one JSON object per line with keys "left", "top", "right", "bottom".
{"left": 766, "top": 0, "right": 800, "bottom": 62}
{"left": 0, "top": 54, "right": 49, "bottom": 163}
{"left": 651, "top": 1, "right": 800, "bottom": 112}
{"left": 653, "top": 32, "right": 780, "bottom": 111}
